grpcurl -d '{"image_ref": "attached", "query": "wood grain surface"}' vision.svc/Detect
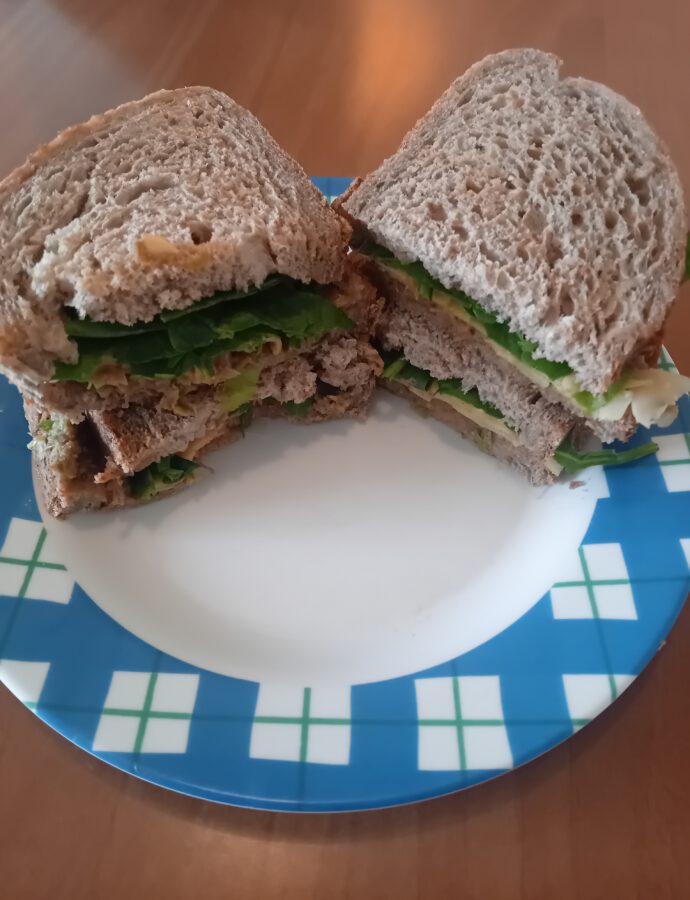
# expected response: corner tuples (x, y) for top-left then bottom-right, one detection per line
(0, 1), (689, 897)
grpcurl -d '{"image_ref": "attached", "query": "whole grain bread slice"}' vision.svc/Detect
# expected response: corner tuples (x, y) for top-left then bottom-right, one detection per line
(339, 49), (687, 394)
(0, 86), (350, 391)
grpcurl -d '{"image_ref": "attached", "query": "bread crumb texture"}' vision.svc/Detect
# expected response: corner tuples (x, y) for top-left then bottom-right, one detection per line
(343, 49), (687, 393)
(0, 87), (348, 380)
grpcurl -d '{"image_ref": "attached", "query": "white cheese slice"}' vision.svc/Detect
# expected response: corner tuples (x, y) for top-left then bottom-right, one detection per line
(404, 383), (520, 445)
(402, 382), (564, 476)
(589, 369), (690, 428)
(382, 265), (554, 388)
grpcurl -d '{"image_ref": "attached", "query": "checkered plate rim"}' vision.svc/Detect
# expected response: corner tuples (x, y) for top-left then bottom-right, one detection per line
(0, 176), (689, 811)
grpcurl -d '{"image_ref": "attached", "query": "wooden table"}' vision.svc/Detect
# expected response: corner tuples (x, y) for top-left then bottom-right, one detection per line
(1, 1), (689, 897)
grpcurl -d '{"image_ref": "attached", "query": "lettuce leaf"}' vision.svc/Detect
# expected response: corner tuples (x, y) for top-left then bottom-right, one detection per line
(381, 357), (407, 380)
(553, 438), (658, 473)
(167, 315), (218, 352)
(384, 358), (430, 391)
(128, 455), (199, 501)
(380, 257), (437, 300)
(128, 329), (280, 380)
(381, 351), (505, 419)
(571, 374), (630, 415)
(64, 277), (290, 337)
(263, 397), (315, 417)
(213, 290), (351, 346)
(53, 353), (119, 382)
(64, 318), (166, 339)
(54, 282), (353, 383)
(361, 242), (572, 381)
(435, 378), (504, 418)
(160, 277), (286, 322)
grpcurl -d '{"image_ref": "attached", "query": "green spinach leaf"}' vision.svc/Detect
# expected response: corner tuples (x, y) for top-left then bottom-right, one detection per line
(381, 351), (506, 419)
(361, 242), (573, 380)
(283, 398), (314, 417)
(53, 282), (353, 384)
(128, 455), (199, 501)
(554, 438), (658, 473)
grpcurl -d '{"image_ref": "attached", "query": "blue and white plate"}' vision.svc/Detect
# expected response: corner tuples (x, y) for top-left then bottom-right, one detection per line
(1, 177), (689, 812)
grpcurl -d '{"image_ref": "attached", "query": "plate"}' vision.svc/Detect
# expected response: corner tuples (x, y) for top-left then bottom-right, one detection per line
(0, 177), (689, 811)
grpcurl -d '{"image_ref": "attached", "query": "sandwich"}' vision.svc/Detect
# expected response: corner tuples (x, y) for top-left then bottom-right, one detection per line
(335, 49), (690, 484)
(0, 87), (382, 515)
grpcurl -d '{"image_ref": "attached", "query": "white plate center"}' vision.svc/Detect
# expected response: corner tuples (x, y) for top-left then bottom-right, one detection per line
(42, 396), (603, 685)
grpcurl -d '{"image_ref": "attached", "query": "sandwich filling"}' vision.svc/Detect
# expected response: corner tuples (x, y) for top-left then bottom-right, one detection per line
(28, 263), (384, 515)
(361, 243), (690, 428)
(38, 262), (383, 426)
(54, 276), (353, 386)
(380, 351), (658, 474)
(29, 333), (382, 515)
(128, 455), (200, 502)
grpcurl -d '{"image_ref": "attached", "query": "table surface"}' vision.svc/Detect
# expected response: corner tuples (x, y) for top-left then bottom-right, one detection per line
(1, 1), (689, 897)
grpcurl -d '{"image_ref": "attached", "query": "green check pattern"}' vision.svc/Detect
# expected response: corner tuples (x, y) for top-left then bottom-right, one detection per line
(250, 686), (351, 764)
(550, 543), (636, 620)
(0, 518), (72, 604)
(93, 671), (199, 753)
(657, 349), (678, 372)
(0, 185), (687, 809)
(562, 673), (635, 730)
(415, 676), (512, 770)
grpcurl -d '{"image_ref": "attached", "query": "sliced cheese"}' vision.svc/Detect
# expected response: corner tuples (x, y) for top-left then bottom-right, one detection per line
(403, 383), (564, 476)
(380, 263), (690, 427)
(589, 369), (690, 428)
(404, 384), (520, 445)
(430, 288), (554, 390)
(382, 266), (553, 391)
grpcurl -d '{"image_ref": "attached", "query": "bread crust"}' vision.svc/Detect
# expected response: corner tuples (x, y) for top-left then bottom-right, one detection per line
(340, 49), (687, 394)
(0, 87), (349, 388)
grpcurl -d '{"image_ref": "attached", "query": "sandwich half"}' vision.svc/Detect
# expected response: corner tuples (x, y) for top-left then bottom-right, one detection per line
(24, 263), (381, 516)
(0, 87), (382, 514)
(336, 49), (690, 483)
